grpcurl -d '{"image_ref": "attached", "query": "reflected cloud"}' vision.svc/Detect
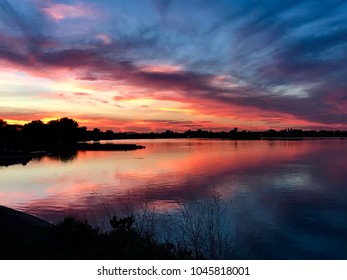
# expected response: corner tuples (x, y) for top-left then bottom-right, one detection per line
(2, 139), (347, 258)
(0, 140), (319, 216)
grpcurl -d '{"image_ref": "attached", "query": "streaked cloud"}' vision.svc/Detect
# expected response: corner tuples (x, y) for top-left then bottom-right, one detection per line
(0, 0), (347, 131)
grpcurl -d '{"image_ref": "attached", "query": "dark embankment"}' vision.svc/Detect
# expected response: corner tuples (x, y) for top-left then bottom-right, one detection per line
(1, 117), (147, 167)
(0, 143), (145, 167)
(0, 206), (57, 259)
(0, 151), (47, 167)
(0, 206), (187, 260)
(76, 143), (145, 151)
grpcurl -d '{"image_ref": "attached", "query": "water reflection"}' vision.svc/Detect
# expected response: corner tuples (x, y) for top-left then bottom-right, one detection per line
(1, 139), (347, 259)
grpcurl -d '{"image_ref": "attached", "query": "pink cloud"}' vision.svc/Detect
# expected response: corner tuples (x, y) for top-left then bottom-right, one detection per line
(324, 90), (347, 114)
(73, 92), (91, 96)
(96, 33), (112, 45)
(1, 36), (346, 131)
(42, 3), (93, 21)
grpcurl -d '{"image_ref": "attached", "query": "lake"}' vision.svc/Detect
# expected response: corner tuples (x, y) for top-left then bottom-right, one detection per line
(1, 138), (347, 259)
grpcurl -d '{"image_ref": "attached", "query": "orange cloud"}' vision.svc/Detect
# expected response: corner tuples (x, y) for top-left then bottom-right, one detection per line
(141, 64), (183, 73)
(1, 46), (346, 132)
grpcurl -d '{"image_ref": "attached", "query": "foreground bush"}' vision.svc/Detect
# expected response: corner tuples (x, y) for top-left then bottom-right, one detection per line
(49, 215), (191, 259)
(1, 189), (238, 259)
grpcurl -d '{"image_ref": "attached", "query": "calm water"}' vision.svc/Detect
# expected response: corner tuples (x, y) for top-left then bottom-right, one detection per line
(1, 139), (347, 259)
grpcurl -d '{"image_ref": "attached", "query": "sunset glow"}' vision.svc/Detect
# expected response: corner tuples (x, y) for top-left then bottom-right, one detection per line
(1, 0), (347, 131)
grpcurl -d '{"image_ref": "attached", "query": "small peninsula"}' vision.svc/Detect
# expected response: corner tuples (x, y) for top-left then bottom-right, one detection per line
(0, 117), (145, 167)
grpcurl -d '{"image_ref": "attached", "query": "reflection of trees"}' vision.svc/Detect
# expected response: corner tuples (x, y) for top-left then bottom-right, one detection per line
(47, 151), (78, 162)
(0, 151), (78, 167)
(0, 156), (31, 167)
(1, 118), (82, 166)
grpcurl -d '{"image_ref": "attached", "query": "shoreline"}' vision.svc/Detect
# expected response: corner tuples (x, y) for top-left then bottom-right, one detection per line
(0, 205), (56, 259)
(0, 205), (183, 260)
(0, 143), (145, 167)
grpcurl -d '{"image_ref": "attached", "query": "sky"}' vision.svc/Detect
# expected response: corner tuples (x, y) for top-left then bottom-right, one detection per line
(0, 0), (347, 132)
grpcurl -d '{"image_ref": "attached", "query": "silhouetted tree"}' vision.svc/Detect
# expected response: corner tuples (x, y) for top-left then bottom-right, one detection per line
(229, 127), (238, 138)
(78, 126), (88, 140)
(0, 119), (7, 145)
(22, 120), (46, 143)
(0, 119), (7, 129)
(105, 130), (114, 139)
(92, 128), (101, 140)
(47, 118), (79, 143)
(0, 120), (22, 147)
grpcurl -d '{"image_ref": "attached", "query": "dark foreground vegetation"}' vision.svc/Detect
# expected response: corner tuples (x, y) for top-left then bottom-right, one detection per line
(0, 190), (238, 260)
(0, 205), (189, 260)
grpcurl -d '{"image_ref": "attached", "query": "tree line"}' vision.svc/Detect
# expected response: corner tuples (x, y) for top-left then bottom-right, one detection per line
(1, 117), (347, 150)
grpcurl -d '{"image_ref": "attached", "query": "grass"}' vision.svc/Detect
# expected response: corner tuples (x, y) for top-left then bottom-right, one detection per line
(117, 187), (238, 259)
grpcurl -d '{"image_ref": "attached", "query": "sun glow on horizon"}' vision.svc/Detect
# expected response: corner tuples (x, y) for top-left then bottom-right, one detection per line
(1, 0), (347, 131)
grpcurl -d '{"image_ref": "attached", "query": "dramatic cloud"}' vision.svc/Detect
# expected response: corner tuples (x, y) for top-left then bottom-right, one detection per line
(0, 0), (347, 131)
